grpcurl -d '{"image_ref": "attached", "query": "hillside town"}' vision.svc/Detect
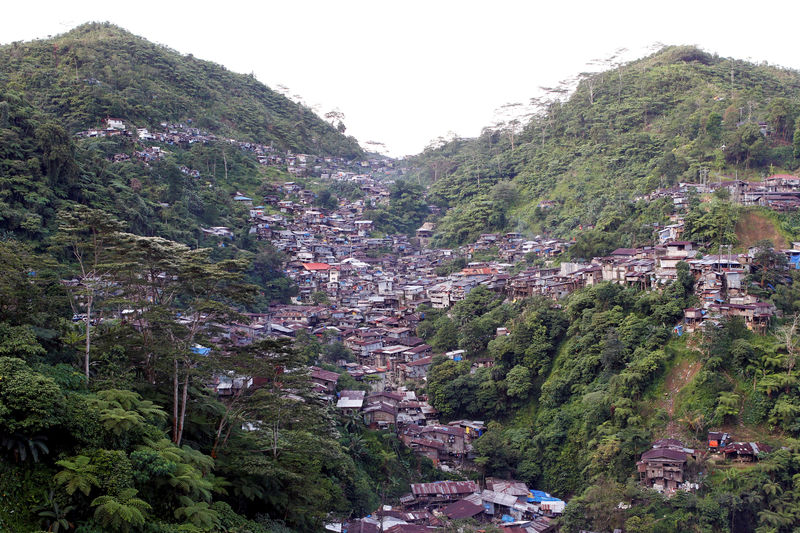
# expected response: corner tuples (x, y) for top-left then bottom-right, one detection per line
(71, 116), (797, 530)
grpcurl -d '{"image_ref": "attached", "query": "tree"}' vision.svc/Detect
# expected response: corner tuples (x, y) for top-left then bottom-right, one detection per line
(750, 239), (787, 291)
(0, 239), (67, 328)
(311, 291), (330, 305)
(91, 488), (151, 533)
(34, 490), (75, 533)
(35, 122), (77, 188)
(505, 365), (532, 398)
(0, 357), (63, 437)
(55, 206), (125, 383)
(54, 455), (99, 496)
(491, 181), (518, 209)
(714, 391), (740, 424)
(174, 499), (221, 530)
(775, 315), (800, 376)
(106, 234), (254, 445)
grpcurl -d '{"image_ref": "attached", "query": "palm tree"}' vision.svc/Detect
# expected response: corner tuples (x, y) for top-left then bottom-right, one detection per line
(342, 411), (362, 434)
(34, 490), (74, 533)
(91, 488), (151, 533)
(54, 455), (99, 496)
(347, 434), (368, 460)
(1, 433), (49, 463)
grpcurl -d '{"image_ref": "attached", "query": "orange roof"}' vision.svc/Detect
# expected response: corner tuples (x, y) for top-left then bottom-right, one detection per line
(461, 267), (496, 275)
(302, 263), (331, 271)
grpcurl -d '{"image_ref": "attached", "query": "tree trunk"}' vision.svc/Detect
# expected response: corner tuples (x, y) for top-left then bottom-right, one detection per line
(177, 371), (189, 446)
(84, 294), (92, 384)
(212, 391), (240, 458)
(172, 358), (179, 443)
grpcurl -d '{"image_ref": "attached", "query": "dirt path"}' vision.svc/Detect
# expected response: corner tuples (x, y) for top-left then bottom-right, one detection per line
(659, 358), (702, 438)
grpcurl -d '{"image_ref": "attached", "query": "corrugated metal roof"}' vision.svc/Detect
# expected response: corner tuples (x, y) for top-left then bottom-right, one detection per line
(481, 489), (518, 507)
(410, 481), (479, 496)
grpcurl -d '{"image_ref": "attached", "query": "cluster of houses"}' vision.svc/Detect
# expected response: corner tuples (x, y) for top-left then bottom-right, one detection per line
(66, 116), (800, 524)
(192, 166), (800, 412)
(637, 175), (800, 213)
(328, 478), (564, 533)
(637, 434), (772, 494)
(76, 118), (403, 180)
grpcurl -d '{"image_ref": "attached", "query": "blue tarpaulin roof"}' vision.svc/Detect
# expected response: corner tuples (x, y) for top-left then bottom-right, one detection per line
(191, 345), (211, 356)
(528, 490), (563, 504)
(501, 515), (514, 522)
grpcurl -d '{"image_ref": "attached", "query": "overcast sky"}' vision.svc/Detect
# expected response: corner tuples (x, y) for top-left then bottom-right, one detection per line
(4, 1), (800, 156)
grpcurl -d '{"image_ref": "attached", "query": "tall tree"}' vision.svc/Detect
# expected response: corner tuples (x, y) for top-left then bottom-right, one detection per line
(107, 233), (255, 445)
(54, 206), (125, 383)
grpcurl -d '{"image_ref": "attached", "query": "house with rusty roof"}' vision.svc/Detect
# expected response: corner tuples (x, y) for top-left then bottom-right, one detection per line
(637, 440), (692, 493)
(722, 441), (771, 462)
(407, 481), (480, 506)
(440, 498), (485, 521)
(310, 366), (340, 394)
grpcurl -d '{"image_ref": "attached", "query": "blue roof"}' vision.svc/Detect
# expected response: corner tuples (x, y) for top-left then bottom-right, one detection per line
(501, 515), (514, 522)
(191, 345), (211, 356)
(528, 490), (563, 504)
(234, 196), (252, 201)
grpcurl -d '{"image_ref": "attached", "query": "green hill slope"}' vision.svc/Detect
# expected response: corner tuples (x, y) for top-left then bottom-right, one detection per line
(410, 46), (800, 246)
(0, 22), (362, 158)
(0, 23), (365, 247)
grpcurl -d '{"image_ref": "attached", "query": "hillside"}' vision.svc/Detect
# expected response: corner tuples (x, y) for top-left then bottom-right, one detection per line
(0, 22), (364, 292)
(7, 26), (800, 533)
(0, 22), (362, 158)
(409, 46), (800, 247)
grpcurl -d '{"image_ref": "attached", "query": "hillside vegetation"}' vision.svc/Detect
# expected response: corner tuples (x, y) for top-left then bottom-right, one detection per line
(409, 46), (800, 247)
(0, 22), (363, 157)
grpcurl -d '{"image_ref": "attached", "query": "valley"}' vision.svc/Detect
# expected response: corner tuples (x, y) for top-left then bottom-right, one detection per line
(3, 22), (800, 533)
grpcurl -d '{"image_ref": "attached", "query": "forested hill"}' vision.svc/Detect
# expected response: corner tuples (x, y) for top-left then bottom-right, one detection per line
(410, 46), (800, 246)
(0, 22), (362, 158)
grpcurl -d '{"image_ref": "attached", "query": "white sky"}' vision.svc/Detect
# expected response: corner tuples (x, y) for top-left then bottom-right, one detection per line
(4, 1), (800, 157)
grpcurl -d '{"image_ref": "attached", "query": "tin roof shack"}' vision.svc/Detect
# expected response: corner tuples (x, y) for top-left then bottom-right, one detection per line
(722, 442), (771, 462)
(486, 479), (530, 497)
(310, 366), (340, 395)
(480, 489), (518, 517)
(501, 519), (557, 533)
(336, 390), (365, 415)
(408, 481), (480, 507)
(419, 425), (467, 457)
(637, 446), (690, 493)
(363, 401), (397, 429)
(406, 437), (445, 466)
(708, 431), (730, 451)
(441, 498), (485, 521)
(683, 307), (706, 333)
